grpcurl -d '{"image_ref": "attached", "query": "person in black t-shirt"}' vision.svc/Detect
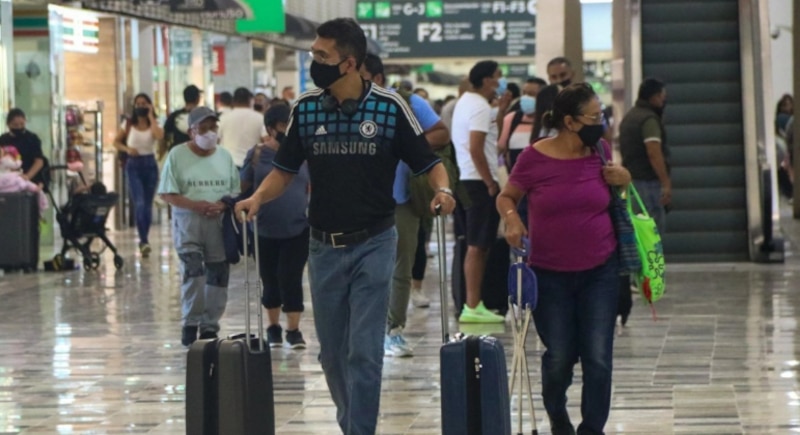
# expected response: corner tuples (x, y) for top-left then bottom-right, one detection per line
(0, 108), (45, 185)
(162, 85), (202, 155)
(235, 18), (455, 435)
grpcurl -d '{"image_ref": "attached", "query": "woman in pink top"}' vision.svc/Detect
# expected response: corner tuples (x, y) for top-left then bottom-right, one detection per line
(497, 83), (631, 435)
(497, 94), (536, 169)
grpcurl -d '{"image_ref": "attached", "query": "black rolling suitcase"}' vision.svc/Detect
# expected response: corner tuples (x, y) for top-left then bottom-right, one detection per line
(435, 211), (512, 435)
(185, 214), (275, 435)
(0, 192), (39, 271)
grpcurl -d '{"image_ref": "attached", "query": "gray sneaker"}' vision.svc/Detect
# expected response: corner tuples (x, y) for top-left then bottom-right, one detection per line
(410, 288), (431, 308)
(384, 327), (413, 357)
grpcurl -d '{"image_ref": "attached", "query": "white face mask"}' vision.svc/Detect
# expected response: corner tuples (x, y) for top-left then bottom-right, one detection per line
(194, 130), (218, 150)
(519, 95), (536, 115)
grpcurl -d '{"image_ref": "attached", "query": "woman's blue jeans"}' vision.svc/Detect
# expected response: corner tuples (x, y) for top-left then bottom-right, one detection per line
(532, 254), (619, 435)
(125, 155), (159, 244)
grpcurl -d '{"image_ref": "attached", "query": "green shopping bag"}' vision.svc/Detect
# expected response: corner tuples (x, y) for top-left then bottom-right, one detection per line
(626, 184), (665, 305)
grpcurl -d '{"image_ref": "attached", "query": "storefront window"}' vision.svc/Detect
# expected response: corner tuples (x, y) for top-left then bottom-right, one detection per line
(168, 27), (214, 111)
(13, 8), (55, 244)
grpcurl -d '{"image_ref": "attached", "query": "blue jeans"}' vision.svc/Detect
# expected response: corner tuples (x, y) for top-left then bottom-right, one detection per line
(308, 227), (398, 435)
(632, 179), (666, 235)
(532, 255), (619, 435)
(126, 155), (159, 244)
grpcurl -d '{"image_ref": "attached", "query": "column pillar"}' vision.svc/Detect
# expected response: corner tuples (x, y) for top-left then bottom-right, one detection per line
(792, 0), (800, 217)
(137, 24), (155, 99)
(535, 0), (584, 81)
(1, 0), (14, 111)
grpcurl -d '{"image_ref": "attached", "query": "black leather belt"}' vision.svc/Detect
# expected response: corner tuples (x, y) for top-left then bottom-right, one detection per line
(310, 217), (394, 248)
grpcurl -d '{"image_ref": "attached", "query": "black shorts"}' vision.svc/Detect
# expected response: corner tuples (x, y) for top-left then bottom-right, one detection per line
(462, 180), (500, 250)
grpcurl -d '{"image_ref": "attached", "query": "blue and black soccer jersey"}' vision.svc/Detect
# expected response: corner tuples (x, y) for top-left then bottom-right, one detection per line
(274, 82), (440, 233)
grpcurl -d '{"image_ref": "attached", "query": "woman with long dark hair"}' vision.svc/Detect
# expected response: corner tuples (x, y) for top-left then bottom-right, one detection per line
(113, 93), (164, 257)
(498, 83), (631, 435)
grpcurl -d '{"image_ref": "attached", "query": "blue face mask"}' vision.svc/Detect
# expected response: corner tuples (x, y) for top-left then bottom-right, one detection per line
(519, 95), (536, 114)
(496, 77), (508, 96)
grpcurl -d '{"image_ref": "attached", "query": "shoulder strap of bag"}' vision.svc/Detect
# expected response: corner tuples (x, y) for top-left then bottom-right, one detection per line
(123, 117), (132, 143)
(508, 110), (526, 136)
(593, 141), (610, 165)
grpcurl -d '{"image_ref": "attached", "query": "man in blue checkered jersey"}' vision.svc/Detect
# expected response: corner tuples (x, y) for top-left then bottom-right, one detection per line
(235, 18), (456, 435)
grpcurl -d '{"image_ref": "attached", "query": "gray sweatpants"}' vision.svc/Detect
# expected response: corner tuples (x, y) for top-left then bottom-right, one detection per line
(172, 209), (230, 333)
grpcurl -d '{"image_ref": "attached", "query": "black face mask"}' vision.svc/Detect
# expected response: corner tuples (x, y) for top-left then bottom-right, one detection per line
(134, 107), (150, 117)
(253, 104), (264, 112)
(310, 59), (346, 89)
(560, 78), (572, 87)
(9, 128), (24, 136)
(578, 123), (605, 147)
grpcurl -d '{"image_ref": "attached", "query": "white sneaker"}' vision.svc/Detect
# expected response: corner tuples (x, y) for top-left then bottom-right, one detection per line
(410, 288), (431, 308)
(384, 327), (414, 357)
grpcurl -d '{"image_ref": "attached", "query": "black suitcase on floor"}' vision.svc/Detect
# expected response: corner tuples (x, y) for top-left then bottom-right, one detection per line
(0, 192), (38, 271)
(451, 236), (510, 318)
(435, 212), (512, 435)
(185, 216), (275, 435)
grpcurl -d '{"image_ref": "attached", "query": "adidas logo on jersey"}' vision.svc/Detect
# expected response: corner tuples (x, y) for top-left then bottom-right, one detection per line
(315, 125), (327, 135)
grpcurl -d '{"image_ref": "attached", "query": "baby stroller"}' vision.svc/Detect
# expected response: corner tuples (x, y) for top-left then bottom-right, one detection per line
(45, 162), (124, 271)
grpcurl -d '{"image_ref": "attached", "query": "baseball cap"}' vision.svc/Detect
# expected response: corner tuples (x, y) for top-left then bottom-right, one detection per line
(264, 104), (290, 128)
(188, 106), (219, 128)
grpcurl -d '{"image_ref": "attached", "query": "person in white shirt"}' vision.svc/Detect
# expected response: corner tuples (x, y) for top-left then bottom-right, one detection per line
(218, 87), (266, 167)
(217, 91), (233, 116)
(451, 60), (507, 324)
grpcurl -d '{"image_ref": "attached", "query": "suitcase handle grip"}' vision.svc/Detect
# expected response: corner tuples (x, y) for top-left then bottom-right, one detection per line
(241, 211), (265, 352)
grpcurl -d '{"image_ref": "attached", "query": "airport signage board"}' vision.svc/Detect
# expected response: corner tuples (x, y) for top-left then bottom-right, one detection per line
(356, 0), (537, 59)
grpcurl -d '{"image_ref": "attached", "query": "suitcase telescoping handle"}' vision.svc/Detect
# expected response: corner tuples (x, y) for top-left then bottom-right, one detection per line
(241, 211), (265, 352)
(435, 205), (449, 344)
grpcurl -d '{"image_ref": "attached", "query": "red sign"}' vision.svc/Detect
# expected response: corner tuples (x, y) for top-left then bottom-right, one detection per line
(211, 46), (225, 76)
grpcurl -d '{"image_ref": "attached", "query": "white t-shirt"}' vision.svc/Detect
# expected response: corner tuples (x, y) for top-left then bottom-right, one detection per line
(126, 127), (157, 156)
(218, 107), (265, 167)
(451, 92), (498, 182)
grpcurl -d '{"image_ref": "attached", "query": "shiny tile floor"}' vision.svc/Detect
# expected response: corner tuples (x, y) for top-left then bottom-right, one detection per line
(3, 208), (800, 434)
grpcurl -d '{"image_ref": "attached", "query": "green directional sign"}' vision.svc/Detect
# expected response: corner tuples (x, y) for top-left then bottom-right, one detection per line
(357, 2), (375, 19)
(375, 2), (392, 18)
(236, 0), (286, 33)
(426, 1), (443, 17)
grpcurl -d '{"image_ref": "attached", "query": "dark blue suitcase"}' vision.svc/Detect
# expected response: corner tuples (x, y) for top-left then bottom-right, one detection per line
(435, 213), (512, 435)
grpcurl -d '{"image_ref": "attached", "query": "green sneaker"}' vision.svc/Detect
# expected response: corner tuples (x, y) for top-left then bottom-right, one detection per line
(458, 301), (506, 323)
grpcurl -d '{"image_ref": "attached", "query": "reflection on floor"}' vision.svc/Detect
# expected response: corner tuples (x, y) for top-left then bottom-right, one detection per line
(1, 215), (800, 434)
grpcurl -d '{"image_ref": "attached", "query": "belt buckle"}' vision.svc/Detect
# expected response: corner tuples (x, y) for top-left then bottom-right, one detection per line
(329, 232), (345, 248)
